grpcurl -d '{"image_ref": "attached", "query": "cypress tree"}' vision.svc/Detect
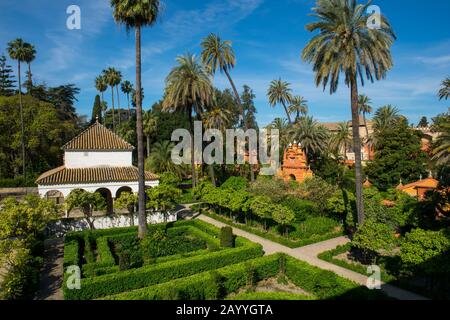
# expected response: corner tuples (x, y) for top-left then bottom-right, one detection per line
(0, 55), (16, 96)
(91, 94), (103, 124)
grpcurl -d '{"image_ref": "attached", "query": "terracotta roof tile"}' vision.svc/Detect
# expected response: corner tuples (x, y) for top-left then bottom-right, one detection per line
(62, 121), (134, 151)
(36, 166), (158, 185)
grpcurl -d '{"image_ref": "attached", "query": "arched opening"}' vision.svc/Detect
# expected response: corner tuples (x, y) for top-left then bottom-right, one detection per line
(116, 186), (133, 199)
(95, 188), (113, 215)
(44, 190), (64, 205)
(289, 174), (296, 181)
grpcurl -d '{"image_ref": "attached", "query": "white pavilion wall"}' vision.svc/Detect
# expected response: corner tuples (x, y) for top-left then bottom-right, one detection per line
(64, 151), (132, 168)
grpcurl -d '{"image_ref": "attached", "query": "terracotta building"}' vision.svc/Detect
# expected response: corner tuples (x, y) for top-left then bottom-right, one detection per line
(277, 141), (313, 182)
(396, 176), (439, 201)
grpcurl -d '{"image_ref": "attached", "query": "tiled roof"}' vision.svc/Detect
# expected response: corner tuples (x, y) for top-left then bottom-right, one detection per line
(36, 166), (159, 185)
(397, 178), (439, 191)
(62, 121), (134, 151)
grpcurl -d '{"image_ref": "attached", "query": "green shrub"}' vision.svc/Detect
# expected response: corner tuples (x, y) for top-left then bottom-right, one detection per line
(96, 237), (115, 266)
(102, 254), (280, 300)
(220, 226), (235, 248)
(281, 197), (317, 222)
(64, 242), (263, 300)
(63, 240), (79, 268)
(285, 255), (386, 300)
(83, 233), (95, 264)
(292, 217), (339, 239)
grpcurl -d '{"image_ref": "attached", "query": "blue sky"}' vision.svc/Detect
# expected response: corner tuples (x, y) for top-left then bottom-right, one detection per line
(0, 0), (449, 126)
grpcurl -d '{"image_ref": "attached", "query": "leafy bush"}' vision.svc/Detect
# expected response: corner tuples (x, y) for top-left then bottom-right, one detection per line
(220, 226), (235, 248)
(400, 228), (450, 274)
(221, 176), (249, 191)
(351, 220), (396, 263)
(292, 217), (339, 239)
(230, 291), (312, 300)
(281, 197), (317, 222)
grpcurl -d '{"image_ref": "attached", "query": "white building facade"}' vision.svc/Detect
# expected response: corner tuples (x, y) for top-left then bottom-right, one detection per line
(36, 120), (159, 214)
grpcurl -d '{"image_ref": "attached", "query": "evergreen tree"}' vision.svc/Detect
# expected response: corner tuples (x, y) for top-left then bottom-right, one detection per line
(366, 118), (428, 191)
(241, 85), (258, 130)
(91, 95), (102, 124)
(417, 116), (429, 128)
(0, 55), (16, 96)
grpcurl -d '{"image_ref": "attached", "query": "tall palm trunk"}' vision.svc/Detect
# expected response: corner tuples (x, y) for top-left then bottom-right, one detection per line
(208, 165), (216, 186)
(188, 111), (196, 189)
(281, 100), (292, 124)
(146, 135), (151, 157)
(116, 85), (121, 125)
(110, 86), (115, 131)
(17, 61), (25, 177)
(27, 63), (32, 94)
(100, 92), (105, 123)
(223, 69), (243, 125)
(350, 77), (364, 225)
(127, 93), (131, 120)
(136, 26), (147, 239)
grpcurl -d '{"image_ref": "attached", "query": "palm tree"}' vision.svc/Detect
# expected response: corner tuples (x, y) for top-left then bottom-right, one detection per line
(293, 116), (329, 159)
(111, 0), (161, 239)
(143, 111), (158, 157)
(269, 117), (291, 155)
(288, 96), (308, 122)
(358, 94), (373, 139)
(114, 70), (123, 125)
(268, 78), (293, 124)
(332, 122), (352, 159)
(163, 53), (214, 189)
(432, 120), (450, 165)
(373, 105), (400, 136)
(201, 33), (242, 123)
(7, 38), (27, 176)
(102, 67), (119, 131)
(302, 0), (396, 225)
(438, 77), (450, 100)
(121, 80), (134, 119)
(202, 107), (231, 186)
(95, 75), (108, 121)
(145, 141), (184, 177)
(23, 42), (36, 94)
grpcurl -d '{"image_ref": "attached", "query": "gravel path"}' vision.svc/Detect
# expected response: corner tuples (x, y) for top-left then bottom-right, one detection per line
(35, 238), (64, 300)
(197, 214), (428, 301)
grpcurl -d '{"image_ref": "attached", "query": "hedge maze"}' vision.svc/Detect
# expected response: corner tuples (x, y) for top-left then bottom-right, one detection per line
(62, 220), (386, 300)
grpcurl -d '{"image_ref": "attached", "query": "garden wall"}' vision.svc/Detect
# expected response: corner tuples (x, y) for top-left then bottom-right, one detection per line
(46, 212), (177, 237)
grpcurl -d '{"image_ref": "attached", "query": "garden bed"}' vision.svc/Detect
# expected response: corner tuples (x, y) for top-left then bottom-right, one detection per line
(62, 219), (263, 300)
(100, 254), (387, 300)
(318, 243), (447, 300)
(202, 211), (344, 248)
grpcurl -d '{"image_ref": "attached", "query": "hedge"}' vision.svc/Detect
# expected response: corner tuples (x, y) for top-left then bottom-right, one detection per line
(64, 242), (263, 300)
(284, 255), (387, 300)
(101, 254), (281, 300)
(63, 241), (79, 268)
(203, 211), (344, 248)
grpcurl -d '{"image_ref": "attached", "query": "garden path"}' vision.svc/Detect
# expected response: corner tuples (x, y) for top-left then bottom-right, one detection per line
(197, 214), (428, 301)
(35, 238), (64, 300)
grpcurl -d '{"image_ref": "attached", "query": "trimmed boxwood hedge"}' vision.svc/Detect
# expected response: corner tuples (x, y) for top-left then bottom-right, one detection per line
(63, 241), (79, 268)
(64, 242), (263, 300)
(101, 254), (281, 300)
(284, 255), (387, 300)
(102, 254), (387, 300)
(202, 211), (344, 248)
